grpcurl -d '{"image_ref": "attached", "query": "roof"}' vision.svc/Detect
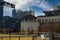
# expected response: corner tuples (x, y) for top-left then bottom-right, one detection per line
(23, 14), (36, 18)
(37, 15), (57, 17)
(43, 10), (60, 16)
(43, 10), (60, 13)
(0, 1), (15, 8)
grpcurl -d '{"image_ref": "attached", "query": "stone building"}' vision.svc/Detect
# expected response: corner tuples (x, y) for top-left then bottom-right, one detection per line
(16, 10), (35, 20)
(38, 10), (60, 29)
(20, 14), (39, 35)
(37, 10), (60, 37)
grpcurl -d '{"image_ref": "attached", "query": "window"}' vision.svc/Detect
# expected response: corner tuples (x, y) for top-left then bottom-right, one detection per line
(45, 19), (48, 23)
(38, 20), (41, 22)
(25, 18), (28, 21)
(52, 19), (54, 22)
(49, 19), (50, 22)
(42, 19), (44, 23)
(0, 3), (4, 6)
(38, 20), (42, 25)
(3, 6), (13, 17)
(55, 19), (57, 22)
(58, 18), (60, 22)
(29, 18), (32, 21)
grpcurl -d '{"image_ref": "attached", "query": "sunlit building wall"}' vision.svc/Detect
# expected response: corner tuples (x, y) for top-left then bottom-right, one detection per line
(37, 10), (60, 33)
(20, 15), (39, 34)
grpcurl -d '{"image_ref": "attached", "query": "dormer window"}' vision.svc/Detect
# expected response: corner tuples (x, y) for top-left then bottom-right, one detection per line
(25, 18), (28, 21)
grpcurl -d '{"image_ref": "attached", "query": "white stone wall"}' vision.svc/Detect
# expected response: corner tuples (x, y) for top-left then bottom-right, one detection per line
(37, 15), (60, 22)
(21, 21), (39, 31)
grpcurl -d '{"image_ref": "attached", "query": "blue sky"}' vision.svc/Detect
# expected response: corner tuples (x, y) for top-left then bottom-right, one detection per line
(5, 0), (60, 16)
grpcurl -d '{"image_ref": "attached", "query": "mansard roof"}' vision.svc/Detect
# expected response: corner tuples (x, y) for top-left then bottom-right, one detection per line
(23, 14), (36, 18)
(43, 10), (60, 16)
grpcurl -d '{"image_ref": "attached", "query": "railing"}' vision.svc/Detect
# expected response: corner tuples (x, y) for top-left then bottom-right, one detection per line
(0, 36), (20, 40)
(0, 34), (49, 40)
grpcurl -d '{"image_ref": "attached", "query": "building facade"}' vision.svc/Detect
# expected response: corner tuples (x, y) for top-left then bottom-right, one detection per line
(12, 9), (17, 19)
(0, 0), (15, 27)
(36, 10), (60, 40)
(0, 0), (15, 17)
(37, 10), (60, 33)
(20, 15), (39, 35)
(16, 10), (35, 20)
(16, 10), (23, 20)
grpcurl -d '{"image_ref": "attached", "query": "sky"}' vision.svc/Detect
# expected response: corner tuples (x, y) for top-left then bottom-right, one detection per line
(4, 0), (60, 16)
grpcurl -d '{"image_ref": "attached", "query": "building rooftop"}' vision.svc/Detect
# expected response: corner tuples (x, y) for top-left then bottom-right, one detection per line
(0, 1), (15, 8)
(23, 14), (36, 18)
(43, 10), (60, 13)
(43, 10), (60, 16)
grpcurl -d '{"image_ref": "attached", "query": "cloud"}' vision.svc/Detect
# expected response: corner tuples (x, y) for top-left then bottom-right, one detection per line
(5, 0), (54, 16)
(29, 0), (54, 16)
(4, 0), (30, 11)
(14, 0), (53, 15)
(9, 0), (53, 11)
(15, 0), (29, 11)
(29, 0), (53, 11)
(5, 0), (53, 11)
(35, 12), (45, 16)
(4, 0), (15, 4)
